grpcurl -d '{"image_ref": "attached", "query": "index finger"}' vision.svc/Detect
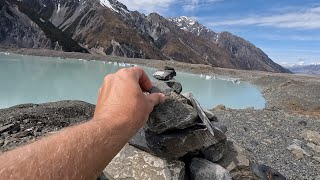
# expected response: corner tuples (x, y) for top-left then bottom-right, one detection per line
(131, 66), (153, 91)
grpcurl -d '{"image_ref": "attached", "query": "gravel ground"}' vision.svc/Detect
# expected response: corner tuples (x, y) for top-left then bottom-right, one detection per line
(212, 108), (320, 179)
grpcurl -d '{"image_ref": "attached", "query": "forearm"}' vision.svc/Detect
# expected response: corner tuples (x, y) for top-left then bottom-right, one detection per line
(0, 117), (133, 180)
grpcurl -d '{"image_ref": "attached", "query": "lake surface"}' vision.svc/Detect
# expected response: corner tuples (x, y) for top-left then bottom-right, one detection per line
(0, 52), (265, 109)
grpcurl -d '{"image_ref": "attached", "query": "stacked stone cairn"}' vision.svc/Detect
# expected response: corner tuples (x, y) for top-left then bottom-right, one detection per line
(103, 67), (286, 180)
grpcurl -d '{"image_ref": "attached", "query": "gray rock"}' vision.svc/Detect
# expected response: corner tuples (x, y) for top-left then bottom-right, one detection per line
(146, 92), (198, 134)
(204, 109), (218, 122)
(306, 143), (320, 153)
(251, 163), (286, 180)
(201, 140), (227, 162)
(150, 81), (172, 96)
(316, 175), (320, 180)
(104, 144), (185, 180)
(190, 158), (232, 180)
(300, 129), (320, 146)
(165, 80), (182, 94)
(217, 141), (254, 179)
(129, 128), (152, 153)
(287, 139), (311, 159)
(0, 123), (20, 134)
(145, 125), (221, 159)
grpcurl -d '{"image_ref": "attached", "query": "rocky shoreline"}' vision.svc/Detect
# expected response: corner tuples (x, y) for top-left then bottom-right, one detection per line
(0, 48), (320, 179)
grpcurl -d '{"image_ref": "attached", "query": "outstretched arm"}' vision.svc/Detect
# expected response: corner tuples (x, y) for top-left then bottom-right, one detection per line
(0, 67), (165, 180)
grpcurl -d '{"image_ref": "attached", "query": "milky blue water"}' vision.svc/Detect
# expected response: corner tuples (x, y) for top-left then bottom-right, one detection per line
(0, 52), (265, 109)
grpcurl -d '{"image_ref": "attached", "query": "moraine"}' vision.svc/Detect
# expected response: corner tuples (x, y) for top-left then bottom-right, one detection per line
(0, 52), (265, 109)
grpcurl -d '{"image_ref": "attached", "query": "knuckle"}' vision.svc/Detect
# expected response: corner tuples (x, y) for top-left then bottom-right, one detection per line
(103, 74), (114, 82)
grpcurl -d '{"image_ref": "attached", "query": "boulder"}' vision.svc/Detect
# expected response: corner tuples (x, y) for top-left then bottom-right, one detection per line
(150, 81), (172, 96)
(164, 66), (177, 76)
(201, 139), (227, 162)
(250, 163), (286, 180)
(104, 144), (185, 180)
(165, 80), (182, 94)
(189, 158), (232, 180)
(217, 141), (255, 179)
(300, 129), (320, 146)
(146, 92), (198, 134)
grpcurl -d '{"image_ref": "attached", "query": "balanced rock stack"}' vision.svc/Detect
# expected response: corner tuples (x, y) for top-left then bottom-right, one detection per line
(104, 67), (232, 179)
(103, 67), (287, 180)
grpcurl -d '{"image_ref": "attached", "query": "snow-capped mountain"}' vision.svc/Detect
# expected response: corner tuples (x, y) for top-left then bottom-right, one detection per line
(0, 0), (290, 73)
(168, 16), (219, 42)
(169, 16), (291, 73)
(285, 64), (320, 75)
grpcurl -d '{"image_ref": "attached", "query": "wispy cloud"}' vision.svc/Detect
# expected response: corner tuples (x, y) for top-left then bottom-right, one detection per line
(118, 0), (221, 14)
(182, 0), (221, 12)
(209, 6), (320, 29)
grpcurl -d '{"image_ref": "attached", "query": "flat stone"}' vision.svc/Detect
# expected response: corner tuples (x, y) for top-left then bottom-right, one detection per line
(153, 70), (176, 81)
(201, 139), (227, 162)
(307, 143), (320, 153)
(218, 141), (254, 179)
(144, 126), (221, 159)
(150, 81), (172, 96)
(104, 144), (185, 180)
(190, 158), (232, 180)
(287, 139), (311, 157)
(0, 123), (20, 134)
(300, 130), (320, 146)
(203, 109), (218, 122)
(165, 80), (182, 94)
(146, 92), (198, 134)
(251, 163), (286, 180)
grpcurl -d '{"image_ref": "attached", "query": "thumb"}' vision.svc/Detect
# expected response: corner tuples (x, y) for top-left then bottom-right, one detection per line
(147, 93), (166, 107)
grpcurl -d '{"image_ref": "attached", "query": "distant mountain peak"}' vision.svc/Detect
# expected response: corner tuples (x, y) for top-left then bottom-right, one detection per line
(100, 0), (129, 14)
(168, 16), (210, 36)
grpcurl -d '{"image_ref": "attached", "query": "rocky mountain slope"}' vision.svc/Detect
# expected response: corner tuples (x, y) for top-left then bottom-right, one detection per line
(0, 0), (88, 52)
(169, 16), (291, 73)
(0, 0), (290, 73)
(286, 64), (320, 75)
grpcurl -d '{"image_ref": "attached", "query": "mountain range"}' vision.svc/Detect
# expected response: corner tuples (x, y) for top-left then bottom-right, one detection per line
(286, 64), (320, 75)
(0, 0), (291, 73)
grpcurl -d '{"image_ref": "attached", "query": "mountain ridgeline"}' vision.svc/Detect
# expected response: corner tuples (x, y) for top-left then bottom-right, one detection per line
(0, 0), (291, 73)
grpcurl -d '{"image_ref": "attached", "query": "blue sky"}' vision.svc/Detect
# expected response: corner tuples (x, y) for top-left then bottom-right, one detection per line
(118, 0), (320, 66)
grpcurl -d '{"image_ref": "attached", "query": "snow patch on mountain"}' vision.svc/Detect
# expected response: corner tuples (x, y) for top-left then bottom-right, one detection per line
(100, 0), (118, 12)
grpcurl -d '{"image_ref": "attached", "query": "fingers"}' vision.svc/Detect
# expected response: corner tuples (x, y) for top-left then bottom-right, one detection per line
(130, 66), (153, 91)
(146, 93), (166, 107)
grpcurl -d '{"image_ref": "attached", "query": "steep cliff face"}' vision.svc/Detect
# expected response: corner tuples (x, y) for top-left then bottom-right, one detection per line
(216, 32), (291, 73)
(0, 0), (87, 52)
(0, 1), (53, 49)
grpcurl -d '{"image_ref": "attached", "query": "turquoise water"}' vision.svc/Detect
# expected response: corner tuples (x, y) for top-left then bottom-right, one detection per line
(0, 52), (265, 109)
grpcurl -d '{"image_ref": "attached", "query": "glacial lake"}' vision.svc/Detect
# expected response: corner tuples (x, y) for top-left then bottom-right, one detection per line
(0, 52), (265, 109)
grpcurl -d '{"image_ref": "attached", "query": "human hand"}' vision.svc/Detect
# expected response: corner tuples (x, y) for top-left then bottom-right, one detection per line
(94, 66), (166, 133)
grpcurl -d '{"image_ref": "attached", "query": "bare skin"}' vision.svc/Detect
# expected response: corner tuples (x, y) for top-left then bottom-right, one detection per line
(0, 67), (166, 180)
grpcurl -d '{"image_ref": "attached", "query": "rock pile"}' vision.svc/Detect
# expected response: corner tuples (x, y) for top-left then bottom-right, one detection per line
(104, 67), (286, 180)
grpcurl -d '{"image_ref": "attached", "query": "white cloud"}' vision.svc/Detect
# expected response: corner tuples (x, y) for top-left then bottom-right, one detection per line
(117, 0), (221, 14)
(209, 6), (320, 29)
